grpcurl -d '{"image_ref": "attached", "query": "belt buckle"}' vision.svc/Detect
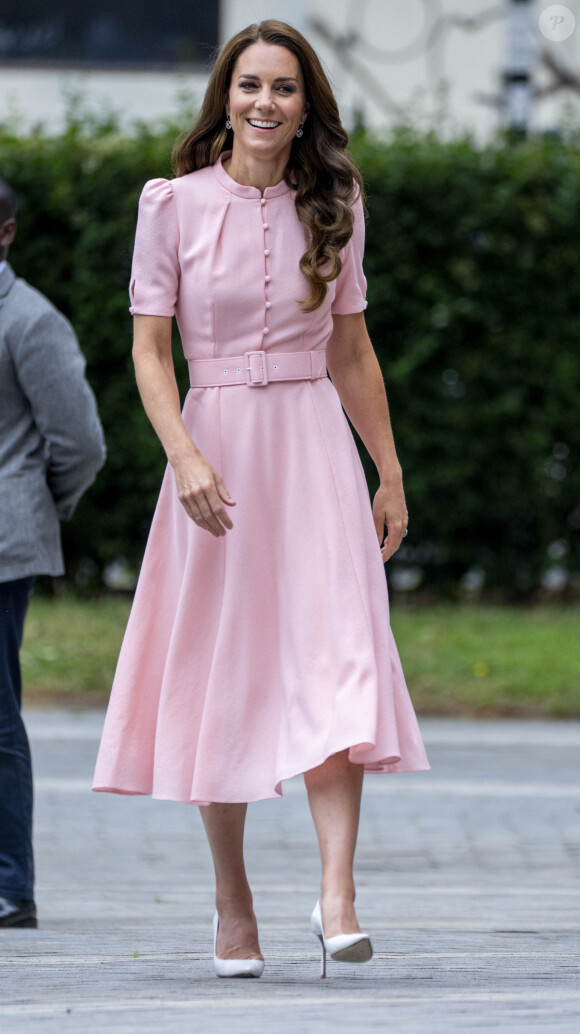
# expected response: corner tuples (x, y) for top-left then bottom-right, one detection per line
(244, 350), (269, 387)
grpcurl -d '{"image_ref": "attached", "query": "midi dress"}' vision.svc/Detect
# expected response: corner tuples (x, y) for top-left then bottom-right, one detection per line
(92, 150), (429, 806)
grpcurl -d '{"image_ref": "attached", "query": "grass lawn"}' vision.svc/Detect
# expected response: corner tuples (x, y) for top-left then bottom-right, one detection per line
(21, 595), (131, 707)
(20, 595), (580, 718)
(390, 604), (580, 718)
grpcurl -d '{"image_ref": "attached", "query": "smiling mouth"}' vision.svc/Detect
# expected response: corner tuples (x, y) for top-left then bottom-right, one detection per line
(247, 119), (282, 130)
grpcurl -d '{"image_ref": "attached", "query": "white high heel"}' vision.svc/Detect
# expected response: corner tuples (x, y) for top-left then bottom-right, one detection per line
(310, 900), (373, 978)
(212, 912), (265, 979)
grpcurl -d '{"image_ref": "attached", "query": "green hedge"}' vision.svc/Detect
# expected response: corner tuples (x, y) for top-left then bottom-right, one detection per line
(1, 117), (579, 597)
(356, 130), (580, 597)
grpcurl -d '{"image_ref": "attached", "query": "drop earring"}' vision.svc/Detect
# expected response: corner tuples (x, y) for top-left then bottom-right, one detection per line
(225, 116), (232, 130)
(296, 123), (304, 138)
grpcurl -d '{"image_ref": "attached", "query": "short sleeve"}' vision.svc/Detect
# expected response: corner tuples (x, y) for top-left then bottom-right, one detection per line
(129, 179), (180, 317)
(330, 192), (368, 315)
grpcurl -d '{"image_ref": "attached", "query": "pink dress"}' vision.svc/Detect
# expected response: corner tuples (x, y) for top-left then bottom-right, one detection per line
(92, 151), (429, 805)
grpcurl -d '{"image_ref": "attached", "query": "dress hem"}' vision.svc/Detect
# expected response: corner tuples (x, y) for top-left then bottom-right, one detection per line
(92, 740), (431, 806)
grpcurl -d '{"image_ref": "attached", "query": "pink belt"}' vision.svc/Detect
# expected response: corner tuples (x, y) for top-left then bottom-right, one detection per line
(188, 348), (327, 388)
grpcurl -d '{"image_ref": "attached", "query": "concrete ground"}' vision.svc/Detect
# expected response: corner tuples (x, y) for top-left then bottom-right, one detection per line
(0, 709), (579, 1033)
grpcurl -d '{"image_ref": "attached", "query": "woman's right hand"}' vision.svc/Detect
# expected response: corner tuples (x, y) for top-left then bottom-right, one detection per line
(131, 317), (235, 537)
(173, 453), (236, 537)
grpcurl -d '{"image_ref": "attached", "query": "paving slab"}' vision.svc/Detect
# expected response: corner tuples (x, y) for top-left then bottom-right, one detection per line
(0, 711), (579, 1033)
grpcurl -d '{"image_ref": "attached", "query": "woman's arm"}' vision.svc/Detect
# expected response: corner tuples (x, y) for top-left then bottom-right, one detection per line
(325, 312), (408, 562)
(132, 315), (236, 537)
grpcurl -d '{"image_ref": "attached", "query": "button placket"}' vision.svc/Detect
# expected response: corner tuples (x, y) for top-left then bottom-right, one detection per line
(261, 197), (271, 342)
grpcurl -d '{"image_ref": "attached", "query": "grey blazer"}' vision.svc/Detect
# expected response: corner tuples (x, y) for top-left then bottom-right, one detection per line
(0, 263), (106, 582)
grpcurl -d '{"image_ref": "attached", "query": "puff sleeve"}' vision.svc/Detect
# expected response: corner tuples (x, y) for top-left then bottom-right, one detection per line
(129, 179), (180, 317)
(330, 192), (368, 315)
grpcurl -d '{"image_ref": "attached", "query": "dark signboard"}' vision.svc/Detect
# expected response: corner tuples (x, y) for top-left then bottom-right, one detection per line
(0, 1), (219, 67)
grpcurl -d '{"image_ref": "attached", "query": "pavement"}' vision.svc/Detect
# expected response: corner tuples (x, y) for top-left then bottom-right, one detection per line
(0, 709), (579, 1033)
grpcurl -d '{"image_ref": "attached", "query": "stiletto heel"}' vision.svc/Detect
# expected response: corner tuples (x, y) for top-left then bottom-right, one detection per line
(310, 900), (372, 978)
(213, 912), (265, 979)
(317, 932), (327, 978)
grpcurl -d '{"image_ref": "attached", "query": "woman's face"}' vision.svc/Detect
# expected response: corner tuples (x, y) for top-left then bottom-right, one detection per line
(226, 41), (309, 164)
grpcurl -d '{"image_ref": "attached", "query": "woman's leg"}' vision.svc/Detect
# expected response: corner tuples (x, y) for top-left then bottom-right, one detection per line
(199, 802), (263, 960)
(304, 749), (365, 938)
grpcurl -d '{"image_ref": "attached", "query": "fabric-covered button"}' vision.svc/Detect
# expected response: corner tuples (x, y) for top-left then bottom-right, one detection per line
(262, 223), (269, 230)
(264, 249), (270, 257)
(265, 275), (271, 283)
(265, 301), (272, 309)
(263, 327), (270, 335)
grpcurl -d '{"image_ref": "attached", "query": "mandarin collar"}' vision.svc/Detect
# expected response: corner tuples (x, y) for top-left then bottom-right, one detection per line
(214, 150), (291, 199)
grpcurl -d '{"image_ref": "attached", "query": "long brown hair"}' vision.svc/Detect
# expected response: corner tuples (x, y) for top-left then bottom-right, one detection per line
(172, 20), (364, 313)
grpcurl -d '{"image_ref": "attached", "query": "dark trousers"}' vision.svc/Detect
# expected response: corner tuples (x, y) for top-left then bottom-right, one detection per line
(0, 577), (35, 900)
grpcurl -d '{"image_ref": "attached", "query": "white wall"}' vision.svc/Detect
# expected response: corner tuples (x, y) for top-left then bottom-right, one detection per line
(221, 0), (310, 38)
(1, 0), (579, 138)
(0, 66), (208, 134)
(304, 0), (580, 139)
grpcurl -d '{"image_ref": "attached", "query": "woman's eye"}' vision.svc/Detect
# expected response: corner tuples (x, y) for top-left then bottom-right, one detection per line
(239, 82), (295, 93)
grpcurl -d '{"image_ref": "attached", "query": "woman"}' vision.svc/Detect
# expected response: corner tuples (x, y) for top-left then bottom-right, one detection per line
(93, 19), (429, 979)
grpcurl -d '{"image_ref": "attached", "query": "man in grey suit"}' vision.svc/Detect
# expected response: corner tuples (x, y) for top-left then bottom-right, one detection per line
(0, 177), (106, 927)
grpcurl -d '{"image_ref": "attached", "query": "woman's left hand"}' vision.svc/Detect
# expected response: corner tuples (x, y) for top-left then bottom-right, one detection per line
(372, 472), (409, 563)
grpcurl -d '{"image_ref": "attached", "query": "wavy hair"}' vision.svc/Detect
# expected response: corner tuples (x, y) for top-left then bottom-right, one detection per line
(172, 20), (364, 313)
